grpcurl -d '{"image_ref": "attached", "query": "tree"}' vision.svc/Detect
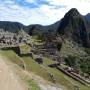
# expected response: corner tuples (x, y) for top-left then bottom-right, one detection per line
(65, 56), (76, 67)
(29, 26), (36, 36)
(57, 43), (62, 51)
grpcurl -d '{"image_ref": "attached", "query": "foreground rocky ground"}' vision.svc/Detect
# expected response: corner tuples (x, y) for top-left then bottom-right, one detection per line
(0, 55), (64, 90)
(0, 56), (27, 90)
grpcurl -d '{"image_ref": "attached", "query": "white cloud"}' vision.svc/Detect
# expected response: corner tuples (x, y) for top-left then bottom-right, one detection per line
(38, 5), (66, 23)
(0, 0), (90, 25)
(37, 0), (90, 25)
(25, 0), (35, 3)
(45, 0), (90, 15)
(4, 0), (14, 4)
(0, 2), (50, 25)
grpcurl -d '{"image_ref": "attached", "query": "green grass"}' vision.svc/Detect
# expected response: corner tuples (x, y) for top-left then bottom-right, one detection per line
(22, 56), (90, 90)
(43, 57), (57, 65)
(0, 50), (41, 90)
(28, 79), (41, 90)
(22, 56), (51, 81)
(19, 44), (30, 54)
(0, 50), (22, 65)
(30, 36), (43, 45)
(0, 50), (89, 90)
(45, 66), (90, 90)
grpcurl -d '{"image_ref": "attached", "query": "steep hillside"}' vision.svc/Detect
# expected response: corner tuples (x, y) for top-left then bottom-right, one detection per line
(0, 21), (26, 32)
(85, 13), (90, 22)
(57, 8), (90, 47)
(0, 21), (60, 34)
(0, 50), (90, 90)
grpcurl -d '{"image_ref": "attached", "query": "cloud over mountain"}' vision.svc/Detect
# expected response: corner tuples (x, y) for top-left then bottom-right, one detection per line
(0, 0), (90, 25)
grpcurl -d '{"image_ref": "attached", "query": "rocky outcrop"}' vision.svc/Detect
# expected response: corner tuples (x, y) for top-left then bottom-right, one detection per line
(57, 8), (90, 47)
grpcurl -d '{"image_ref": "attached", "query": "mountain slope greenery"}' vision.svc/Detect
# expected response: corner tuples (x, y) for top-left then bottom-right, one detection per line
(56, 8), (90, 76)
(57, 8), (90, 48)
(60, 39), (90, 75)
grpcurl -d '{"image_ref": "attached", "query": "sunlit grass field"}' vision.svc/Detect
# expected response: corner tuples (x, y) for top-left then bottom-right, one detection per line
(0, 50), (89, 90)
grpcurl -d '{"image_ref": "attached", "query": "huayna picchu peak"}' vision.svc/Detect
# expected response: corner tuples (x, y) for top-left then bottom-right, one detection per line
(65, 8), (80, 18)
(57, 8), (90, 47)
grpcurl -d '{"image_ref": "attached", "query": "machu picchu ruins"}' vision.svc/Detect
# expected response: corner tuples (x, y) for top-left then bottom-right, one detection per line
(0, 28), (30, 48)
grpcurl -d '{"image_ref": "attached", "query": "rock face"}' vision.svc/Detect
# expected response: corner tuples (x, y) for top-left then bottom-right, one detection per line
(57, 8), (90, 47)
(85, 13), (90, 22)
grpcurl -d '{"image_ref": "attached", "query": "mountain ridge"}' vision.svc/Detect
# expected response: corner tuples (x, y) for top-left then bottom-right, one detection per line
(85, 13), (90, 22)
(0, 20), (60, 33)
(57, 8), (90, 47)
(0, 8), (90, 47)
(0, 10), (89, 33)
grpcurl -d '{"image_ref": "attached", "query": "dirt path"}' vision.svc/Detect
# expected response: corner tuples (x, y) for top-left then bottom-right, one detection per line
(32, 73), (64, 90)
(24, 70), (64, 90)
(0, 56), (27, 90)
(0, 55), (65, 90)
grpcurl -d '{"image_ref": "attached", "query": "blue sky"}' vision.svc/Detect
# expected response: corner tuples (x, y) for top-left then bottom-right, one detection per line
(0, 0), (90, 25)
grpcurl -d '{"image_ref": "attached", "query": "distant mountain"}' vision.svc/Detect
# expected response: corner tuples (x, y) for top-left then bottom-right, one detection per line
(27, 21), (60, 35)
(0, 20), (60, 34)
(57, 8), (90, 47)
(0, 8), (90, 48)
(85, 13), (90, 22)
(0, 21), (26, 32)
